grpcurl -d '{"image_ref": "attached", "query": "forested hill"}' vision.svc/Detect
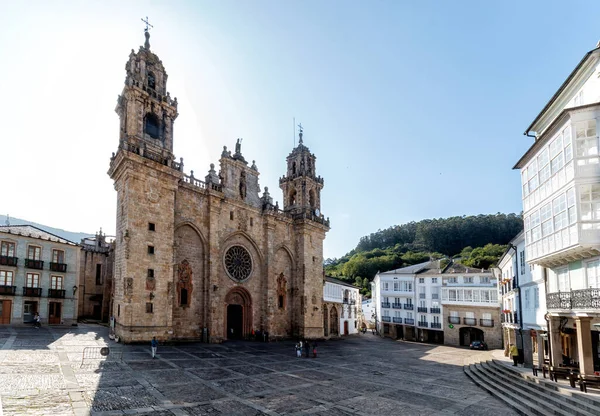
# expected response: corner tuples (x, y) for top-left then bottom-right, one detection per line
(355, 213), (522, 255)
(325, 213), (522, 294)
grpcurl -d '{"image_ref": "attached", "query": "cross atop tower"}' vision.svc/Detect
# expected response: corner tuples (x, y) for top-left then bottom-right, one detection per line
(141, 16), (153, 49)
(141, 16), (153, 32)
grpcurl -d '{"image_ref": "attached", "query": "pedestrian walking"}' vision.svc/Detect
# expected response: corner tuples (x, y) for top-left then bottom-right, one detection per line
(304, 339), (310, 358)
(34, 312), (41, 328)
(509, 343), (519, 366)
(295, 342), (302, 357)
(151, 336), (158, 359)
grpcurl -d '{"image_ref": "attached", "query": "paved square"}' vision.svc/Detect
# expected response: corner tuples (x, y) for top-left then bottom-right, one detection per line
(0, 325), (517, 415)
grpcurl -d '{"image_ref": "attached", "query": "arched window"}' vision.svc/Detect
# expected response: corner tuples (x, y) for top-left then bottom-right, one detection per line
(180, 288), (188, 306)
(148, 71), (156, 90)
(145, 113), (160, 139)
(289, 189), (297, 206)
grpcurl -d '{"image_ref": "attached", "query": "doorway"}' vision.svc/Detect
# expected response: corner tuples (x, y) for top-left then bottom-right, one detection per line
(460, 327), (484, 346)
(48, 302), (62, 324)
(0, 300), (11, 324)
(343, 320), (349, 335)
(227, 304), (243, 339)
(23, 301), (38, 323)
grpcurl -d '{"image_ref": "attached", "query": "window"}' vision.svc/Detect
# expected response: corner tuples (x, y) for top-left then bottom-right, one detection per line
(96, 264), (102, 285)
(534, 287), (540, 308)
(27, 246), (41, 260)
(480, 276), (490, 284)
(146, 303), (153, 313)
(148, 245), (155, 255)
(553, 194), (568, 231)
(118, 304), (120, 316)
(586, 260), (600, 289)
(482, 312), (492, 320)
(418, 278), (424, 284)
(520, 251), (525, 274)
(250, 218), (253, 227)
(147, 71), (156, 89)
(433, 315), (440, 324)
(51, 275), (63, 290)
(450, 311), (459, 317)
(148, 222), (156, 231)
(144, 113), (160, 139)
(1, 241), (15, 257)
(465, 311), (475, 319)
(580, 184), (600, 221)
(449, 289), (457, 301)
(393, 282), (399, 291)
(383, 282), (389, 291)
(558, 268), (570, 292)
(148, 269), (154, 278)
(278, 295), (284, 308)
(464, 277), (473, 284)
(230, 211), (234, 220)
(432, 278), (438, 284)
(464, 290), (473, 301)
(575, 120), (598, 161)
(0, 270), (13, 286)
(52, 249), (65, 264)
(406, 312), (413, 320)
(524, 288), (530, 309)
(448, 277), (457, 284)
(26, 273), (40, 288)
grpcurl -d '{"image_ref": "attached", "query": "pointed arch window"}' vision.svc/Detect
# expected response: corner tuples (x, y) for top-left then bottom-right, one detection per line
(145, 113), (160, 139)
(148, 71), (156, 90)
(289, 188), (297, 206)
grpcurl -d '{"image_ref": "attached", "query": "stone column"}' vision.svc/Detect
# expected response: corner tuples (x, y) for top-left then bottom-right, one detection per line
(522, 329), (533, 368)
(548, 316), (563, 367)
(576, 317), (594, 375)
(537, 333), (545, 365)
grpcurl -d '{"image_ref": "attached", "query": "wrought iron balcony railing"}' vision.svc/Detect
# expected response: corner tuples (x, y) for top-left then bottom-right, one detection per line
(448, 316), (460, 324)
(480, 319), (494, 327)
(547, 289), (600, 310)
(47, 289), (66, 298)
(381, 316), (391, 322)
(49, 262), (67, 272)
(392, 317), (402, 323)
(463, 317), (477, 326)
(23, 287), (42, 297)
(403, 304), (414, 310)
(381, 302), (391, 308)
(0, 255), (18, 266)
(0, 285), (16, 295)
(404, 318), (415, 325)
(430, 307), (441, 314)
(25, 259), (44, 270)
(417, 307), (428, 313)
(417, 321), (428, 328)
(430, 322), (442, 329)
(392, 303), (402, 309)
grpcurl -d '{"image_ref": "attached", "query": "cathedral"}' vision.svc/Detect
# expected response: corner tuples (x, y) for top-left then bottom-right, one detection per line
(108, 29), (330, 343)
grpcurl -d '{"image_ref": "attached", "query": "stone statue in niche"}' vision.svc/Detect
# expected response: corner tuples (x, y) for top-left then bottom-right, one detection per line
(124, 277), (133, 296)
(146, 276), (156, 291)
(177, 259), (193, 307)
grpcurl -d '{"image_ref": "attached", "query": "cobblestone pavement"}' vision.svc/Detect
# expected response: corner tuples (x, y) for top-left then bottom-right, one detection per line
(0, 325), (517, 416)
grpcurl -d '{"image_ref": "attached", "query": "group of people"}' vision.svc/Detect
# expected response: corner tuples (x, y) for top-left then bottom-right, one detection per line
(295, 339), (317, 358)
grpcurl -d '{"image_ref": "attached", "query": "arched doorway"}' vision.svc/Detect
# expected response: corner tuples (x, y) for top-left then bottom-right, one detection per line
(323, 305), (329, 337)
(225, 287), (252, 340)
(343, 320), (349, 335)
(330, 306), (339, 336)
(460, 327), (484, 346)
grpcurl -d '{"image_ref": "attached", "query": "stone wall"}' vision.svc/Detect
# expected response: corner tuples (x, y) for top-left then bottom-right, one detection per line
(443, 305), (502, 349)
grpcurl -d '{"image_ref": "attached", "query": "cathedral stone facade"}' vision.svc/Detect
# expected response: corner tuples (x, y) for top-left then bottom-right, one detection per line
(108, 30), (330, 343)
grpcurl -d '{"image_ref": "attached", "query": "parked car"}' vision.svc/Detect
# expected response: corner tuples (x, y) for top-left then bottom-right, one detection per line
(470, 340), (488, 350)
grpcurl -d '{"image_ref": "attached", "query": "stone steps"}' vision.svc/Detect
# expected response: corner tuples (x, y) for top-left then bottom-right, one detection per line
(464, 359), (600, 416)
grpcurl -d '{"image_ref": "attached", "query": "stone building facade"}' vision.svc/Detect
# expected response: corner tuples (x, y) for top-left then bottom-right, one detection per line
(78, 230), (114, 322)
(108, 30), (330, 343)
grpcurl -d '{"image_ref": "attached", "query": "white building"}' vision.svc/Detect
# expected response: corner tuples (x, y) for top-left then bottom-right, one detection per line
(516, 40), (600, 374)
(496, 231), (548, 367)
(361, 298), (375, 329)
(0, 225), (80, 325)
(323, 277), (362, 337)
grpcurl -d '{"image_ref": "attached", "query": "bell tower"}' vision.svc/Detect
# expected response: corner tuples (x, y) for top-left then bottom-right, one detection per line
(115, 27), (178, 162)
(279, 125), (324, 215)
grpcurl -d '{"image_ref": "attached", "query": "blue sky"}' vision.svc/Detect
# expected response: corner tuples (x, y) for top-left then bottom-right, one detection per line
(1, 1), (598, 259)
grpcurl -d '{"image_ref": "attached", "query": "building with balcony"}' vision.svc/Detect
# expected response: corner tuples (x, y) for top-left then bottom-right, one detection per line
(495, 231), (548, 368)
(78, 230), (114, 322)
(323, 277), (361, 337)
(372, 261), (430, 341)
(0, 225), (79, 325)
(440, 262), (501, 349)
(413, 261), (445, 344)
(361, 298), (375, 329)
(516, 41), (600, 375)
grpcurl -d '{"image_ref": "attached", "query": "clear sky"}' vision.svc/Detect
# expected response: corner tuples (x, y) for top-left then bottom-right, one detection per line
(1, 1), (599, 259)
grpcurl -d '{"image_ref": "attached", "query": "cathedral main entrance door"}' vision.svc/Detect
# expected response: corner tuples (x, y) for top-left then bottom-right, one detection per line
(227, 304), (243, 339)
(224, 287), (252, 340)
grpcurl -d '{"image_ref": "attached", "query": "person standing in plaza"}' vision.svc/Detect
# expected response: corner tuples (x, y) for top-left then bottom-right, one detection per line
(34, 312), (41, 328)
(304, 339), (310, 358)
(509, 343), (519, 366)
(151, 336), (158, 359)
(295, 341), (302, 357)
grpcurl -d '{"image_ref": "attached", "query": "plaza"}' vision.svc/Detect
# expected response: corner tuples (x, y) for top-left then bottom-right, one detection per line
(0, 324), (515, 415)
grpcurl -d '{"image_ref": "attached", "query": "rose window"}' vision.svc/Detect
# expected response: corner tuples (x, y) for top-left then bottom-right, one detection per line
(224, 245), (252, 281)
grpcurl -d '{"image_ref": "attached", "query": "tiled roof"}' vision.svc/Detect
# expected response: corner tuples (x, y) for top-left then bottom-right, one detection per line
(380, 261), (432, 275)
(0, 225), (78, 246)
(325, 276), (359, 289)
